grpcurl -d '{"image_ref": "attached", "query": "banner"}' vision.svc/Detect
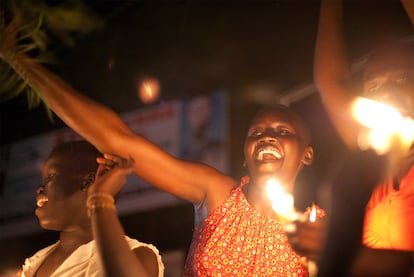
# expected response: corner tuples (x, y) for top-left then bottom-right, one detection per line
(0, 91), (228, 238)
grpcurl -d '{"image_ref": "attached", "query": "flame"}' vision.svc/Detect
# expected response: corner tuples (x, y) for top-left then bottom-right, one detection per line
(309, 204), (317, 222)
(352, 97), (414, 153)
(266, 178), (296, 222)
(352, 97), (402, 131)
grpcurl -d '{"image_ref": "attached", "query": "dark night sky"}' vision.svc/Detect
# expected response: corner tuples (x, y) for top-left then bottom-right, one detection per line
(1, 0), (412, 210)
(1, 0), (412, 179)
(1, 0), (412, 145)
(0, 0), (412, 212)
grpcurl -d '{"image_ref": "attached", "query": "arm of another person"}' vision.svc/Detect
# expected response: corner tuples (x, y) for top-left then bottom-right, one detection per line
(91, 208), (161, 277)
(314, 0), (361, 149)
(349, 246), (414, 277)
(88, 158), (163, 277)
(0, 24), (235, 207)
(285, 216), (327, 262)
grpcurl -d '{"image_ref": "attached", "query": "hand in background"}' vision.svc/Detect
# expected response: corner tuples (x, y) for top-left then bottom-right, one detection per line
(285, 211), (327, 262)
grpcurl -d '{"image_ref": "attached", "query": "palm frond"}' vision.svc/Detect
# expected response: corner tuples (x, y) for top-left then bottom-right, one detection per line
(0, 0), (103, 119)
(44, 2), (104, 34)
(17, 42), (38, 53)
(26, 87), (41, 109)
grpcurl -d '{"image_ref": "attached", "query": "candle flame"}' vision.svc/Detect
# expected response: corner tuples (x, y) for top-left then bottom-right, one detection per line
(352, 97), (402, 131)
(352, 97), (414, 153)
(309, 205), (317, 222)
(266, 178), (296, 222)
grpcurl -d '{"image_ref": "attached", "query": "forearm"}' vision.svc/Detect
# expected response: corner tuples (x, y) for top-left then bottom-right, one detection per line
(91, 208), (156, 277)
(314, 0), (359, 149)
(3, 50), (131, 154)
(3, 43), (217, 204)
(315, 0), (350, 85)
(349, 246), (413, 277)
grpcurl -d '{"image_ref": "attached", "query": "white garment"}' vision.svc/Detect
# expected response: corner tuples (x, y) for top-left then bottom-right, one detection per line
(21, 236), (164, 277)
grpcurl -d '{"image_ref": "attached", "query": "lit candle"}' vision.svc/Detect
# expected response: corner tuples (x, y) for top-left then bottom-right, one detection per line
(307, 204), (319, 277)
(309, 204), (317, 223)
(266, 178), (298, 224)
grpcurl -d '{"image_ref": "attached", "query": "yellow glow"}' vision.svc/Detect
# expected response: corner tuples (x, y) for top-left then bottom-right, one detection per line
(266, 179), (296, 222)
(309, 205), (317, 223)
(352, 97), (403, 130)
(367, 129), (392, 154)
(400, 117), (414, 146)
(138, 78), (160, 104)
(352, 97), (414, 153)
(265, 178), (284, 202)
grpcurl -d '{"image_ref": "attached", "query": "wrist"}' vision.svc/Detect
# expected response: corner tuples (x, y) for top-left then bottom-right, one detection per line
(86, 192), (116, 217)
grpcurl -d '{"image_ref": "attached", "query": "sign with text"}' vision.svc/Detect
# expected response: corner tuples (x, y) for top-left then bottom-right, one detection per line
(0, 91), (228, 238)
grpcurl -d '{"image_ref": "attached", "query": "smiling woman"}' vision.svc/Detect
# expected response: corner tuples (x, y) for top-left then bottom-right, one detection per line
(2, 20), (318, 270)
(182, 105), (314, 276)
(244, 106), (313, 195)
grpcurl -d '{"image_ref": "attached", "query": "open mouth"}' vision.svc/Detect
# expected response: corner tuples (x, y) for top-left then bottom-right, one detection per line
(36, 196), (48, 208)
(256, 146), (282, 161)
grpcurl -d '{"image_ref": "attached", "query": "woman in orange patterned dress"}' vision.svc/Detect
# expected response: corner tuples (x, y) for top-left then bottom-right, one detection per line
(1, 23), (315, 275)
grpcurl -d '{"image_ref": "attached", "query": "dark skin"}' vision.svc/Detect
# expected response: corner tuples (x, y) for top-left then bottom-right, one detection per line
(287, 0), (414, 275)
(34, 150), (96, 277)
(34, 143), (159, 277)
(243, 107), (314, 219)
(350, 247), (413, 277)
(0, 12), (313, 226)
(0, 20), (315, 272)
(89, 108), (313, 276)
(89, 156), (159, 277)
(285, 215), (327, 262)
(95, 107), (314, 224)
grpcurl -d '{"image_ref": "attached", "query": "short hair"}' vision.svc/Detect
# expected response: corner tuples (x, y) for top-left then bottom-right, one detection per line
(251, 104), (312, 145)
(47, 140), (102, 175)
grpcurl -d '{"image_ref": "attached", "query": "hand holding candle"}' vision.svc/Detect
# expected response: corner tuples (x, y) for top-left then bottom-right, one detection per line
(265, 178), (326, 276)
(307, 203), (326, 223)
(266, 178), (324, 272)
(304, 204), (326, 277)
(265, 178), (299, 224)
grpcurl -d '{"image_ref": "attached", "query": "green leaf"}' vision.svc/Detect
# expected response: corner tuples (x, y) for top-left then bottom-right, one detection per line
(0, 0), (103, 119)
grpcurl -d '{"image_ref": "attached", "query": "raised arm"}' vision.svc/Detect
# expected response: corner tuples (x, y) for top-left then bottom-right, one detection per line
(314, 0), (360, 149)
(88, 158), (163, 277)
(0, 25), (235, 206)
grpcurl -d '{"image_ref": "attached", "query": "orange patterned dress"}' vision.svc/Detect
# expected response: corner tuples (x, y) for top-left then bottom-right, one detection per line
(184, 176), (307, 277)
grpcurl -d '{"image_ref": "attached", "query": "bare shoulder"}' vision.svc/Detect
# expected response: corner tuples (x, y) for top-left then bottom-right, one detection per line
(204, 172), (238, 213)
(133, 246), (160, 277)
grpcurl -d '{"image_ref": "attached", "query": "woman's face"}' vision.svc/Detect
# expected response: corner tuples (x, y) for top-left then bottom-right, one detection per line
(243, 108), (313, 193)
(35, 152), (88, 231)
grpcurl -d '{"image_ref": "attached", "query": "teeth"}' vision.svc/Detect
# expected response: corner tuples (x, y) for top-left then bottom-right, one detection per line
(36, 197), (48, 208)
(257, 148), (282, 160)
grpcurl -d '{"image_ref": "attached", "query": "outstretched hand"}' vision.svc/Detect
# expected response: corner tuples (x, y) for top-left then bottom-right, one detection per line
(89, 153), (134, 197)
